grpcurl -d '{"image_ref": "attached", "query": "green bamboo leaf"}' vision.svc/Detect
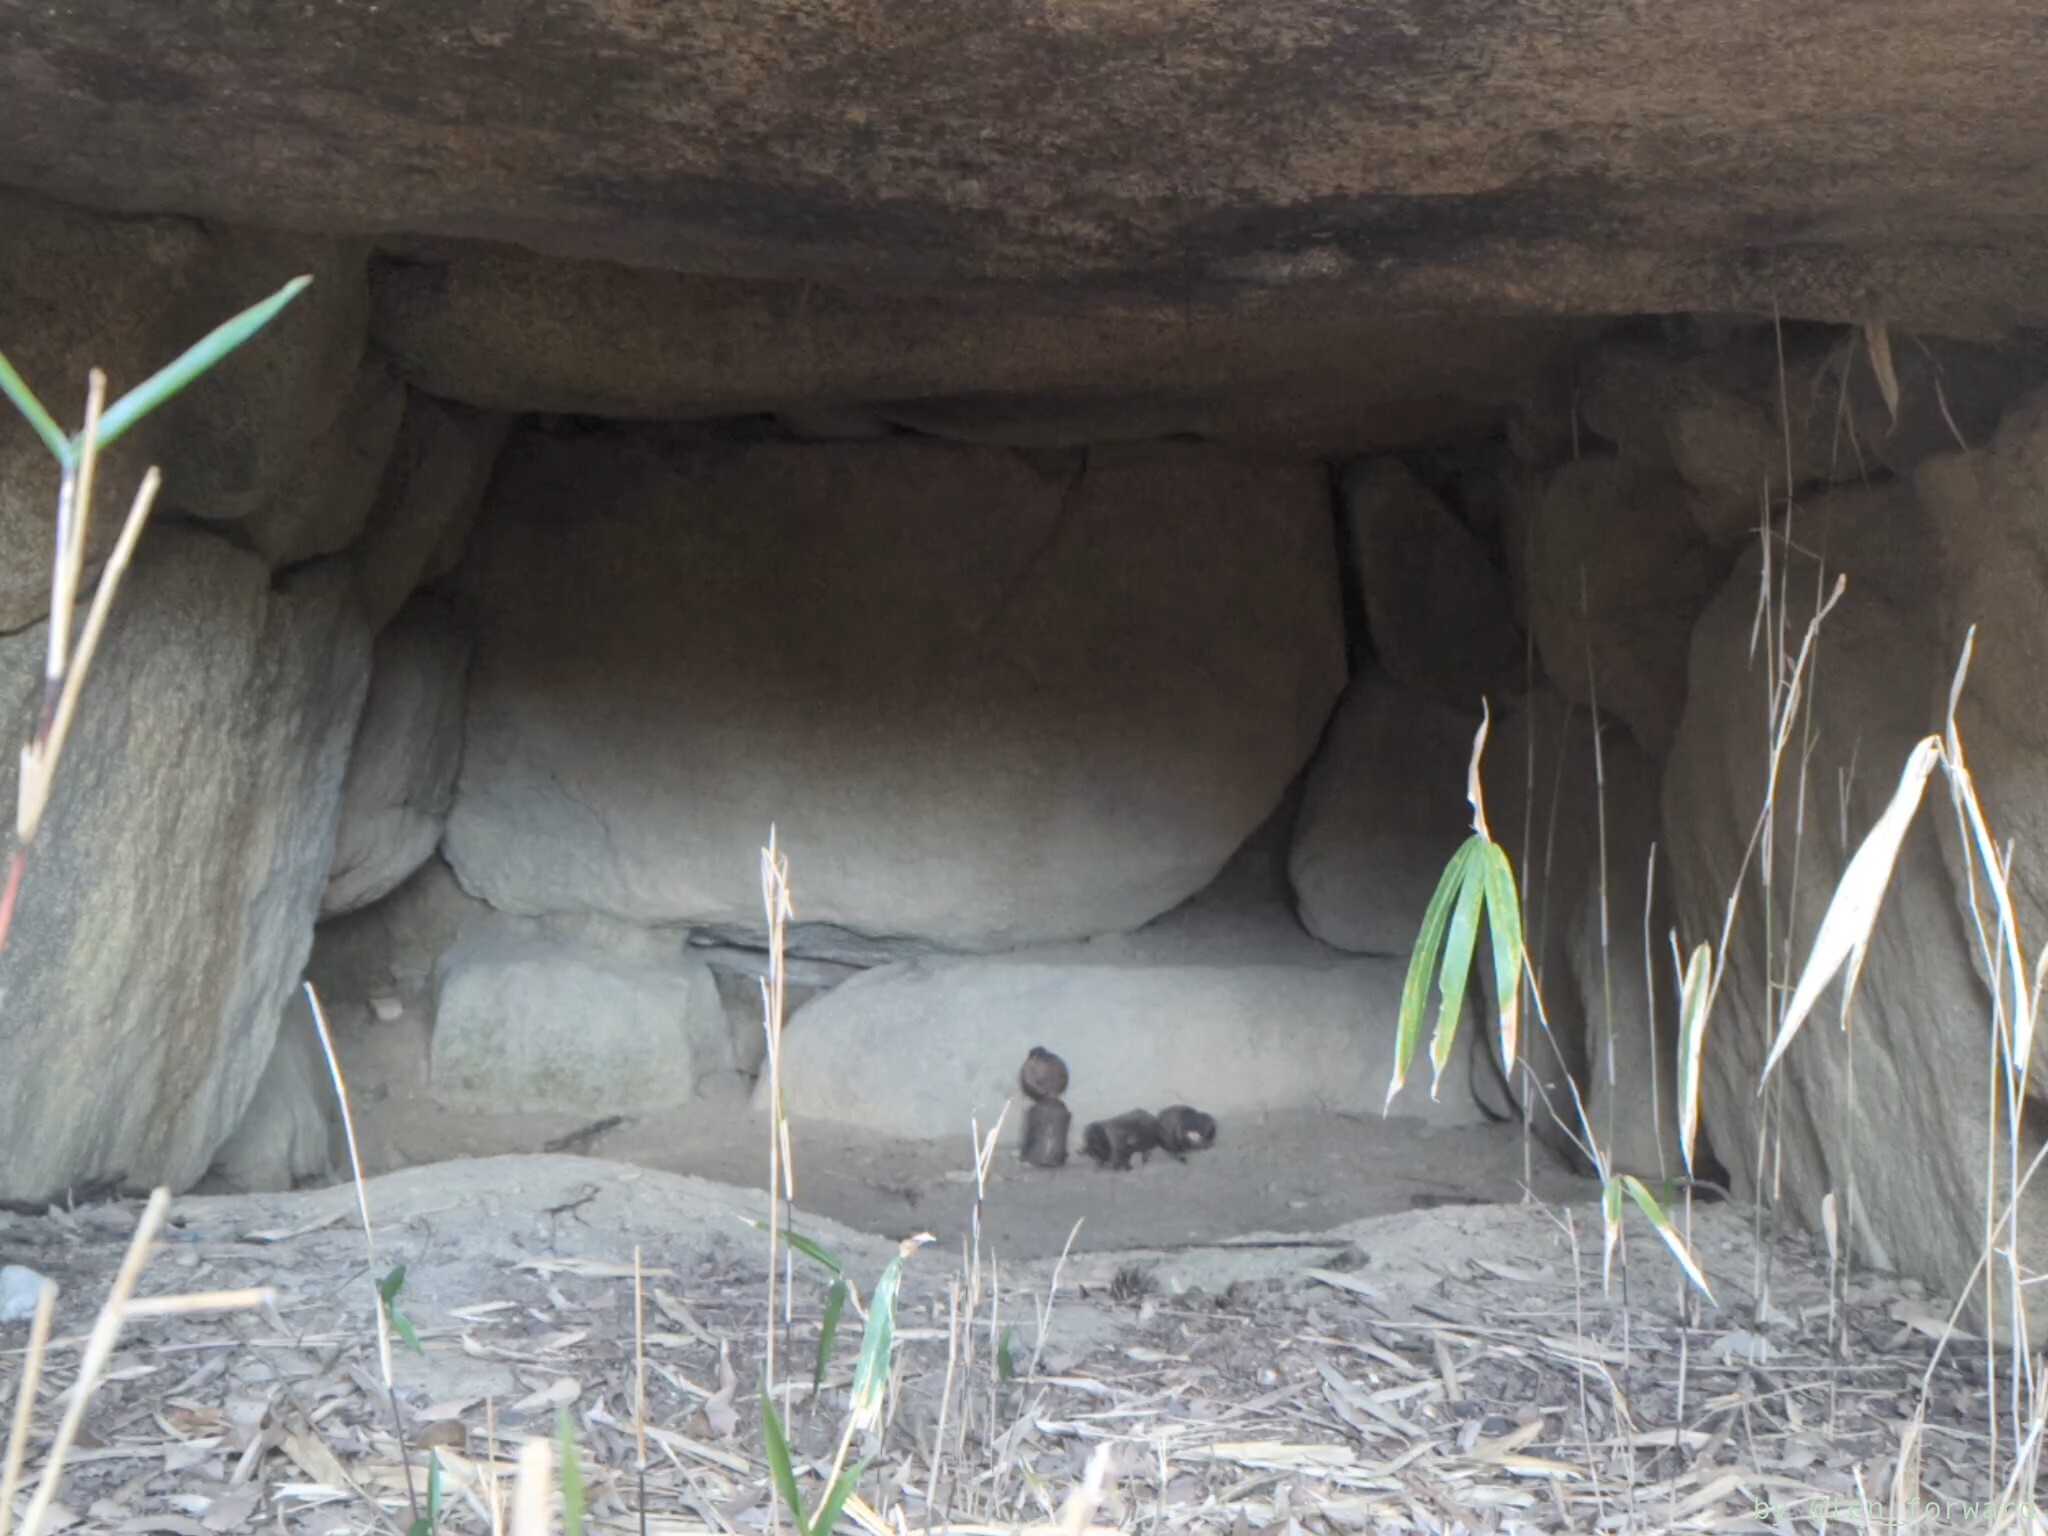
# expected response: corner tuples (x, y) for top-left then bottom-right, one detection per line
(760, 1375), (813, 1533)
(0, 350), (70, 462)
(1390, 837), (1481, 1107)
(810, 1456), (871, 1536)
(815, 1277), (849, 1393)
(997, 1323), (1017, 1382)
(1676, 941), (1712, 1175)
(92, 274), (312, 453)
(849, 1254), (908, 1432)
(557, 1408), (586, 1536)
(1428, 854), (1488, 1092)
(1620, 1174), (1717, 1303)
(1479, 841), (1525, 1069)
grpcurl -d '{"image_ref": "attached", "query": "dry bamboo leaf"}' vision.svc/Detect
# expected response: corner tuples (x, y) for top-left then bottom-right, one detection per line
(510, 1376), (580, 1413)
(644, 1424), (750, 1475)
(278, 1428), (351, 1490)
(1193, 1442), (1358, 1470)
(1765, 735), (1943, 1081)
(1466, 1419), (1543, 1462)
(1306, 1270), (1389, 1304)
(699, 1342), (738, 1441)
(517, 1258), (674, 1281)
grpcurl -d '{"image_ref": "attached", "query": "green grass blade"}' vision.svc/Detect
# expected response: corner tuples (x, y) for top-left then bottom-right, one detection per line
(743, 1218), (846, 1276)
(1390, 837), (1480, 1107)
(92, 274), (312, 453)
(1428, 854), (1488, 1091)
(1600, 1174), (1624, 1289)
(815, 1277), (849, 1392)
(1479, 841), (1525, 1068)
(0, 350), (70, 463)
(1620, 1174), (1717, 1303)
(1676, 941), (1712, 1175)
(810, 1456), (871, 1536)
(557, 1408), (586, 1536)
(405, 1451), (442, 1533)
(997, 1323), (1017, 1382)
(760, 1373), (813, 1534)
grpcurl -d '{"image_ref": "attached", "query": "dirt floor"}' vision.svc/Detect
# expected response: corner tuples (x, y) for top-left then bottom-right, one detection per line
(0, 1154), (2025, 1535)
(318, 1005), (1597, 1257)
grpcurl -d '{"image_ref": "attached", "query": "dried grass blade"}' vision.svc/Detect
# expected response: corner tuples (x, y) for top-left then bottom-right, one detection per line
(1862, 321), (1901, 432)
(1675, 941), (1712, 1175)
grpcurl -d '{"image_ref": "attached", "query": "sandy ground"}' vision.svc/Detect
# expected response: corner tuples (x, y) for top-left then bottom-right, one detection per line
(317, 1006), (1598, 1259)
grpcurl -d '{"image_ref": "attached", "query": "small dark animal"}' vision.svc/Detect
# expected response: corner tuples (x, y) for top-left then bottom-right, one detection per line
(1021, 1098), (1071, 1167)
(1019, 1045), (1070, 1102)
(1107, 1263), (1157, 1304)
(1082, 1109), (1164, 1171)
(1155, 1105), (1217, 1158)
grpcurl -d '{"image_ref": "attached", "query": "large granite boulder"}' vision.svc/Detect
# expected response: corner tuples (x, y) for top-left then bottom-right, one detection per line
(1919, 386), (2048, 1092)
(0, 528), (370, 1198)
(1527, 457), (1729, 758)
(323, 602), (471, 915)
(1662, 483), (2047, 1331)
(431, 933), (726, 1115)
(1289, 673), (1479, 957)
(444, 431), (1344, 950)
(763, 904), (1486, 1142)
(1340, 459), (1522, 709)
(0, 5), (2044, 339)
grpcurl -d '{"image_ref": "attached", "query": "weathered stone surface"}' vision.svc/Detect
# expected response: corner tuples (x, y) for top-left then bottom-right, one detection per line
(1579, 340), (1789, 544)
(1479, 688), (1682, 1182)
(153, 228), (372, 522)
(370, 244), (1593, 450)
(1662, 483), (2045, 1332)
(323, 602), (471, 915)
(430, 935), (725, 1115)
(764, 907), (1484, 1141)
(1918, 385), (2048, 1090)
(0, 189), (209, 631)
(1342, 459), (1521, 708)
(1528, 457), (1729, 758)
(0, 528), (370, 1199)
(1289, 674), (1479, 956)
(445, 431), (1344, 950)
(208, 990), (337, 1193)
(2, 6), (2046, 337)
(352, 391), (512, 631)
(309, 855), (489, 1004)
(242, 356), (407, 568)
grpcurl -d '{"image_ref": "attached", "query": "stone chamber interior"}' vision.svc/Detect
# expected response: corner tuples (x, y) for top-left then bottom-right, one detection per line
(7, 192), (2048, 1313)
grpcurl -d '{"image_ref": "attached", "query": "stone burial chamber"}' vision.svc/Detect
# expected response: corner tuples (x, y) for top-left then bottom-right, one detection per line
(3, 0), (2048, 1330)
